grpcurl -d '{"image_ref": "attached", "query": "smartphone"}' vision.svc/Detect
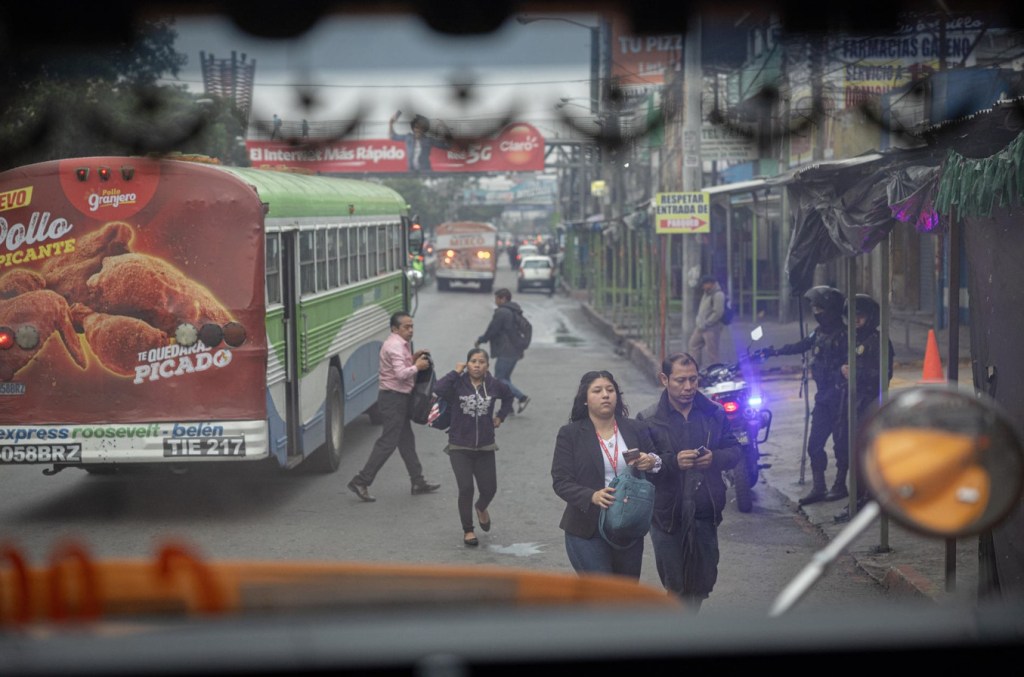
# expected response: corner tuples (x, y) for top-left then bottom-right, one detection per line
(695, 446), (709, 457)
(622, 448), (641, 462)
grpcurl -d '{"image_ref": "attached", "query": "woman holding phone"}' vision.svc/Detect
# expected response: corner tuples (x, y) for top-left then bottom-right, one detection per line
(550, 370), (667, 579)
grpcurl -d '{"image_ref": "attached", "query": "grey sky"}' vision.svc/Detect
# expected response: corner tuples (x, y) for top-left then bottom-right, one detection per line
(166, 12), (598, 135)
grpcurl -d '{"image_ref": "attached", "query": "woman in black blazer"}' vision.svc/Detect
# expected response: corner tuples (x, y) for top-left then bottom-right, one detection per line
(551, 370), (664, 579)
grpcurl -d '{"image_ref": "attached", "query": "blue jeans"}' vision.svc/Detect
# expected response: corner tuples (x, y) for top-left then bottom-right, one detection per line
(493, 357), (526, 400)
(564, 532), (643, 580)
(649, 519), (719, 608)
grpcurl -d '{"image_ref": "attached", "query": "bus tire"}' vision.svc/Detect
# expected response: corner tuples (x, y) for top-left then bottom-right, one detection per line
(437, 278), (450, 291)
(311, 366), (344, 473)
(480, 280), (493, 293)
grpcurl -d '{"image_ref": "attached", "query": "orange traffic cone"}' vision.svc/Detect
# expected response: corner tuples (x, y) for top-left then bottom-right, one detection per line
(921, 329), (945, 383)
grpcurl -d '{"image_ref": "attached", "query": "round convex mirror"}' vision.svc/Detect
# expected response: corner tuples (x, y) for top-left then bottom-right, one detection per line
(859, 386), (1024, 538)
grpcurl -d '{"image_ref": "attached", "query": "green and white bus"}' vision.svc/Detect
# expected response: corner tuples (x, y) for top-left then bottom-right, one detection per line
(0, 156), (420, 474)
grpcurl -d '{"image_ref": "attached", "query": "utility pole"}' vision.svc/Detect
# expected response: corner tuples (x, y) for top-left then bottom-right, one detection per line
(681, 13), (702, 341)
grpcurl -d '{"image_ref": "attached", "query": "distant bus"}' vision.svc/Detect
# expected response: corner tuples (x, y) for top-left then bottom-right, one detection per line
(434, 221), (497, 292)
(0, 156), (419, 474)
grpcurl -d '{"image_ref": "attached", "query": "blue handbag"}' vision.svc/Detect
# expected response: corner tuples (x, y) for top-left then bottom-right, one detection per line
(598, 466), (655, 550)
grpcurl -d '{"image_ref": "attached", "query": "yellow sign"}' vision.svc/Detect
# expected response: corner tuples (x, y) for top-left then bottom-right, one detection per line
(655, 192), (709, 234)
(591, 180), (607, 197)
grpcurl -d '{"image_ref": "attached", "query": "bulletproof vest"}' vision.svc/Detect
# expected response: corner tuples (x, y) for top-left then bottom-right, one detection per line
(809, 326), (845, 389)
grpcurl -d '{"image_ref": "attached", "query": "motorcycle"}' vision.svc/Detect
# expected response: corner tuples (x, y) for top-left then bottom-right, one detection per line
(699, 327), (774, 513)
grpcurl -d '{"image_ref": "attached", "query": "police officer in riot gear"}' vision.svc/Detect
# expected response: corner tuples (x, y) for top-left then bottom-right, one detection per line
(833, 294), (895, 522)
(762, 286), (847, 505)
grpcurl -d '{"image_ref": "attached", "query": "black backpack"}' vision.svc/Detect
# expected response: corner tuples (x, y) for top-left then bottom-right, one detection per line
(510, 308), (533, 352)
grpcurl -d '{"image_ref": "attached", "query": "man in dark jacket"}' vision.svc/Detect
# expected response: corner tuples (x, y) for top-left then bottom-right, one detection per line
(476, 288), (531, 413)
(637, 352), (740, 612)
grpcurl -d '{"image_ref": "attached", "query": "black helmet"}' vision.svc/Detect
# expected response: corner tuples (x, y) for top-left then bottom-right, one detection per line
(803, 286), (844, 319)
(845, 294), (880, 332)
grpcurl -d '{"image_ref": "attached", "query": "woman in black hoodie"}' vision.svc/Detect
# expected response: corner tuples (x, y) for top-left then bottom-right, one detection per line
(433, 348), (514, 546)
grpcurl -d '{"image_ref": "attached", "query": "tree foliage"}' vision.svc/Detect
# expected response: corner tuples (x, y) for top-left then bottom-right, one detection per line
(377, 176), (474, 231)
(0, 18), (240, 170)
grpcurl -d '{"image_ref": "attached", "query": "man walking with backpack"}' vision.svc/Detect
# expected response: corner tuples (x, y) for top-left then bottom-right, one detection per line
(476, 288), (532, 414)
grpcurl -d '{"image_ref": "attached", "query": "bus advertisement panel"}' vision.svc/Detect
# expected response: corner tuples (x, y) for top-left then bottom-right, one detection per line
(0, 157), (267, 466)
(0, 157), (411, 474)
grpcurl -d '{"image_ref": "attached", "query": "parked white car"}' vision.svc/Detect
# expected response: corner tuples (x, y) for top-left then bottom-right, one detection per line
(517, 255), (556, 294)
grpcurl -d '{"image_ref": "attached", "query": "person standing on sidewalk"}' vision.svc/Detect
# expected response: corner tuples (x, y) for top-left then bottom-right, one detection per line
(476, 288), (531, 414)
(637, 352), (741, 612)
(347, 312), (441, 502)
(763, 286), (847, 506)
(688, 275), (727, 367)
(833, 294), (895, 523)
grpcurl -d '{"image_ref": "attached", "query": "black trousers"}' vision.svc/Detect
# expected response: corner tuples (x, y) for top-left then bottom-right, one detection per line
(833, 391), (874, 496)
(807, 389), (845, 475)
(448, 449), (497, 532)
(354, 390), (424, 486)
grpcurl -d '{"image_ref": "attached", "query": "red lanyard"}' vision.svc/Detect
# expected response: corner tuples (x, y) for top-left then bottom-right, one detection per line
(597, 422), (620, 476)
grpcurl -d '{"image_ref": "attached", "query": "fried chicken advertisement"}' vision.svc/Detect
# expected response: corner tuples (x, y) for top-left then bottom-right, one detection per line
(0, 220), (233, 381)
(70, 304), (169, 377)
(86, 253), (233, 336)
(0, 269), (46, 299)
(0, 157), (266, 424)
(0, 290), (87, 381)
(41, 221), (133, 303)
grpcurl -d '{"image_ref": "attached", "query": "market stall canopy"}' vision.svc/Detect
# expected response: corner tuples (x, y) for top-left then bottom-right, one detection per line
(775, 151), (941, 295)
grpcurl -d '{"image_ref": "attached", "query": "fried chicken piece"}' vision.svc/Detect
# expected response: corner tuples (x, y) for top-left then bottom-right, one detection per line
(0, 269), (46, 298)
(41, 221), (133, 303)
(86, 253), (233, 335)
(70, 304), (168, 377)
(0, 290), (87, 381)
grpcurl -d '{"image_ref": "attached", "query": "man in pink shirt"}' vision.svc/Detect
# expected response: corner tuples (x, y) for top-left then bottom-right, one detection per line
(348, 312), (441, 502)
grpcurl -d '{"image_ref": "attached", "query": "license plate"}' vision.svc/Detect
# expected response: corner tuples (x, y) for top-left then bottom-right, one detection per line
(0, 444), (82, 464)
(163, 436), (247, 457)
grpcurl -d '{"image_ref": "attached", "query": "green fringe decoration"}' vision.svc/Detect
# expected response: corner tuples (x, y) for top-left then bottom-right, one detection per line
(935, 130), (1024, 221)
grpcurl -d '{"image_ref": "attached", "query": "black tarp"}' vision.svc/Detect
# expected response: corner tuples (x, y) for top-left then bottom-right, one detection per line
(782, 155), (939, 296)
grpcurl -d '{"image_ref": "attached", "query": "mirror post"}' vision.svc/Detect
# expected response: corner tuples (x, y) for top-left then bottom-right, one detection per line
(846, 256), (858, 517)
(878, 234), (891, 552)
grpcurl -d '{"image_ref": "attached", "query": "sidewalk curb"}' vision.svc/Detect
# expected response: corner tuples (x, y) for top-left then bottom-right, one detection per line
(580, 302), (661, 387)
(881, 565), (936, 599)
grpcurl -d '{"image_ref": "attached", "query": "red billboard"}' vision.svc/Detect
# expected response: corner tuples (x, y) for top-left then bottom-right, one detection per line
(246, 122), (546, 174)
(610, 15), (682, 96)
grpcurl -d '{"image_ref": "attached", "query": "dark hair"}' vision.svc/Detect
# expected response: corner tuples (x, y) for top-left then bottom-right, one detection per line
(661, 352), (699, 376)
(569, 370), (628, 422)
(411, 114), (430, 131)
(699, 274), (717, 286)
(494, 288), (511, 302)
(390, 311), (411, 329)
(466, 347), (489, 363)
